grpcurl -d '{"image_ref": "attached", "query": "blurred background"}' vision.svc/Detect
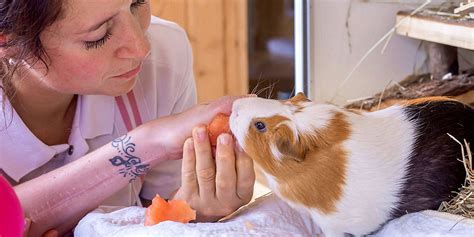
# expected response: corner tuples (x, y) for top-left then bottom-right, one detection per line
(151, 0), (296, 103)
(151, 0), (473, 105)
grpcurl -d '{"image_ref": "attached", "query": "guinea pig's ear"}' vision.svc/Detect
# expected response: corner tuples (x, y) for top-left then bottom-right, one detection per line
(288, 92), (311, 104)
(273, 124), (307, 162)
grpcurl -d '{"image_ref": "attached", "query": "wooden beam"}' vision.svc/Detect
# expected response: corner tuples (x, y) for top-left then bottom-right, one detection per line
(150, 0), (187, 28)
(224, 0), (249, 96)
(396, 11), (474, 50)
(186, 0), (226, 103)
(150, 0), (249, 103)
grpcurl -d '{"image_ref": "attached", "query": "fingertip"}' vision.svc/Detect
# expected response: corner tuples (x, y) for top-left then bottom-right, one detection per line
(185, 137), (194, 151)
(194, 126), (208, 142)
(182, 138), (196, 170)
(192, 124), (206, 132)
(44, 229), (59, 237)
(216, 134), (235, 159)
(218, 133), (231, 146)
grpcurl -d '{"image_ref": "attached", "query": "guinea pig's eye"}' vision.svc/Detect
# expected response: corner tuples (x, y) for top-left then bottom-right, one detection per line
(254, 121), (267, 132)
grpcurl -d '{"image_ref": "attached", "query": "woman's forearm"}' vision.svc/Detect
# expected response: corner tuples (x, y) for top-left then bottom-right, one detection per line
(15, 131), (166, 237)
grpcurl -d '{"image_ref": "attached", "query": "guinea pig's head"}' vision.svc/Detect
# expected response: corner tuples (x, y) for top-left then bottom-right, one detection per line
(230, 92), (350, 177)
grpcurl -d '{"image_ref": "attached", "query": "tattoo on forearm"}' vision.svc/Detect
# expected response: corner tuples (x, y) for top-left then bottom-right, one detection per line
(109, 135), (150, 182)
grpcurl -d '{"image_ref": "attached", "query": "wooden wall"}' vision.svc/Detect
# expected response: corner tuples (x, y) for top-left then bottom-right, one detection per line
(150, 0), (249, 103)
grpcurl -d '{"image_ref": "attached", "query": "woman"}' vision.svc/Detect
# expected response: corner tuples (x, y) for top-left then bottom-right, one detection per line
(0, 0), (255, 236)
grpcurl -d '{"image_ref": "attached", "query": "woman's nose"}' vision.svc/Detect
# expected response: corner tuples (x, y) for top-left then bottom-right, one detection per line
(115, 18), (151, 60)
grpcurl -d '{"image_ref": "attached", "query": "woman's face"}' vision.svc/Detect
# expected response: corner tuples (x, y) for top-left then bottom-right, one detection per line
(26, 0), (151, 96)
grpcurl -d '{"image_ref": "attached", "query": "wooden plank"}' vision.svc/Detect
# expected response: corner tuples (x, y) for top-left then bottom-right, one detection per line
(186, 0), (226, 103)
(151, 0), (249, 103)
(150, 0), (187, 28)
(396, 12), (474, 50)
(224, 0), (249, 96)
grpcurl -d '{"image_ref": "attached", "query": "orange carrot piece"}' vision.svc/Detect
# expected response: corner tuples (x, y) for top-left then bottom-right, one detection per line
(144, 195), (196, 226)
(207, 113), (231, 146)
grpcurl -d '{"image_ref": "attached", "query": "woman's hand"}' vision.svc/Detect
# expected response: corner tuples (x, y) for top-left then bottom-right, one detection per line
(172, 126), (255, 222)
(134, 95), (253, 163)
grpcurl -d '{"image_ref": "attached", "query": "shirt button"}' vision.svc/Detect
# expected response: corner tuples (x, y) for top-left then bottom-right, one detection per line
(68, 145), (74, 156)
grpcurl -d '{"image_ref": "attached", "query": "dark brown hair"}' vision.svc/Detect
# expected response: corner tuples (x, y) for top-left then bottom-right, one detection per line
(0, 0), (63, 128)
(0, 0), (63, 99)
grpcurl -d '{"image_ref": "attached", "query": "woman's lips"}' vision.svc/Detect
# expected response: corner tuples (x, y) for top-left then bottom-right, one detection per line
(114, 64), (142, 79)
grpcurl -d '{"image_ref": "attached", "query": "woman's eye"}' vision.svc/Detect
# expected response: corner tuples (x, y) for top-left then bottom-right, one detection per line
(254, 121), (267, 132)
(82, 1), (145, 50)
(131, 0), (146, 9)
(84, 31), (112, 50)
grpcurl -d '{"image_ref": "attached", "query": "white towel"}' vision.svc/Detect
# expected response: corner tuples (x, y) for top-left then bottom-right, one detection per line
(75, 194), (474, 237)
(373, 210), (474, 237)
(74, 194), (323, 237)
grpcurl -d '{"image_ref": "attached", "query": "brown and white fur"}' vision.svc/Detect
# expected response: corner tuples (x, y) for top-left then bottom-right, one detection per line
(229, 93), (473, 237)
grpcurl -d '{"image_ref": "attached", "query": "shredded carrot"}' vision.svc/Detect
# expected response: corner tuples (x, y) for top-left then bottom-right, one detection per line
(208, 113), (231, 146)
(144, 195), (196, 226)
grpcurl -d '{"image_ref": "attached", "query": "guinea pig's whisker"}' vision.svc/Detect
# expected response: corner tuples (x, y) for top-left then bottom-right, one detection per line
(250, 73), (264, 95)
(251, 74), (280, 99)
(251, 81), (259, 95)
(267, 81), (278, 99)
(267, 85), (273, 99)
(256, 84), (273, 98)
(265, 84), (272, 99)
(254, 83), (266, 97)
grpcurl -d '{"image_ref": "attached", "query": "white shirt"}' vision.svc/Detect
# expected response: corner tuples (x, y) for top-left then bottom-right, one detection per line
(0, 17), (197, 206)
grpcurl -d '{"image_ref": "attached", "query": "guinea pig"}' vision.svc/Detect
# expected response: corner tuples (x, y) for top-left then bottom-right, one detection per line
(229, 92), (473, 237)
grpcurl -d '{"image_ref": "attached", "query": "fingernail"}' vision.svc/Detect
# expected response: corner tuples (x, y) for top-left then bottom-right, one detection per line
(248, 94), (257, 97)
(197, 127), (207, 142)
(47, 230), (59, 237)
(219, 134), (230, 145)
(187, 139), (194, 150)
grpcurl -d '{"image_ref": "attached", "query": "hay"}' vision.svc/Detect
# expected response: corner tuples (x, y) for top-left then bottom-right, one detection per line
(438, 134), (474, 219)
